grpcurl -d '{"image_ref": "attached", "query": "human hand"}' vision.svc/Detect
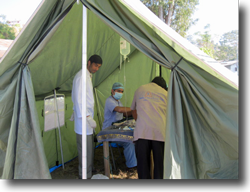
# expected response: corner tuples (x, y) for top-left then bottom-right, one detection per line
(87, 116), (97, 129)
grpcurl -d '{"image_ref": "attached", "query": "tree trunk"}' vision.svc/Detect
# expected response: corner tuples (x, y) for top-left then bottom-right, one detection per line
(165, 0), (175, 26)
(159, 4), (164, 21)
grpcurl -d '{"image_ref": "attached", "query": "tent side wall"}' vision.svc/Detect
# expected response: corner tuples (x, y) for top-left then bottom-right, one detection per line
(165, 65), (238, 179)
(0, 0), (77, 179)
(0, 1), (79, 179)
(35, 96), (77, 169)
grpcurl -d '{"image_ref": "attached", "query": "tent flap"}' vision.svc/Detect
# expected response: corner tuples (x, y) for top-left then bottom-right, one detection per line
(165, 67), (238, 179)
(2, 67), (51, 179)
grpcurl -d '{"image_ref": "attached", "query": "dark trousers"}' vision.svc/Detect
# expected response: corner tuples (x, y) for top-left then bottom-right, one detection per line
(135, 139), (165, 179)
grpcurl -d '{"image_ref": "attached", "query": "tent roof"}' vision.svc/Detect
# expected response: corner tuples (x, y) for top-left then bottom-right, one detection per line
(0, 0), (238, 95)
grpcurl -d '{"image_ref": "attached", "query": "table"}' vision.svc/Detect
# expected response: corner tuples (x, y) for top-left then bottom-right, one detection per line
(97, 125), (154, 179)
(96, 125), (134, 178)
(97, 125), (134, 143)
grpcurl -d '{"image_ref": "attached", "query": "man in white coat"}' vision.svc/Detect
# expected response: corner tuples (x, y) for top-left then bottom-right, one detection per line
(72, 54), (102, 179)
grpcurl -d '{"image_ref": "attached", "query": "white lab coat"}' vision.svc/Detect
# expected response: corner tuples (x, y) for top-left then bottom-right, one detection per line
(72, 69), (94, 135)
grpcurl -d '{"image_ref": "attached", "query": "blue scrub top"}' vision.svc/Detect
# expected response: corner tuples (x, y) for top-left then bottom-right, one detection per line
(102, 96), (123, 130)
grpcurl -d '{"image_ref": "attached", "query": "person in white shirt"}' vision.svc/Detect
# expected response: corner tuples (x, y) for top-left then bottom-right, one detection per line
(72, 54), (102, 179)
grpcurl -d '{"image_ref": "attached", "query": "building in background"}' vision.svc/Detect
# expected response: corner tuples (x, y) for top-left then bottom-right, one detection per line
(220, 60), (239, 75)
(0, 39), (13, 59)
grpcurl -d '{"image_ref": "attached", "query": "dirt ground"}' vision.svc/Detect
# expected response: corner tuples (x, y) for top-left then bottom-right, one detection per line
(50, 145), (138, 179)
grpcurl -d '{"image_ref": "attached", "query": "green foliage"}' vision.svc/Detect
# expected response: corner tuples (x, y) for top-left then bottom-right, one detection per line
(0, 15), (16, 40)
(0, 23), (16, 39)
(200, 47), (215, 58)
(215, 30), (238, 61)
(188, 27), (238, 62)
(141, 0), (199, 37)
(194, 24), (216, 58)
(170, 0), (199, 37)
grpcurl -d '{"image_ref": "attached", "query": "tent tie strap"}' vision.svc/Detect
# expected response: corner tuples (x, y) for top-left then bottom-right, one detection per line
(171, 57), (183, 71)
(18, 61), (28, 69)
(104, 155), (109, 160)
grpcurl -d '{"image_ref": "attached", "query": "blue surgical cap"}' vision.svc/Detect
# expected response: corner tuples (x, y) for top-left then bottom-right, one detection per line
(112, 82), (124, 90)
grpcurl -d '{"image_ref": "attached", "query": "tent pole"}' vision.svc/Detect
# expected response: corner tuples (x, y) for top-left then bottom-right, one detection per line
(160, 65), (162, 77)
(94, 88), (103, 128)
(53, 89), (64, 169)
(81, 3), (87, 180)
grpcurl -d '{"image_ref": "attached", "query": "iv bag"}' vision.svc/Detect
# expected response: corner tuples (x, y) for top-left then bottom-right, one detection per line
(120, 37), (130, 56)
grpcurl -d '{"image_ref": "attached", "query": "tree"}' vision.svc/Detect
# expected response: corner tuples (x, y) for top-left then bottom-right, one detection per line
(194, 24), (216, 59)
(0, 15), (16, 40)
(187, 28), (238, 62)
(214, 30), (238, 61)
(141, 0), (199, 37)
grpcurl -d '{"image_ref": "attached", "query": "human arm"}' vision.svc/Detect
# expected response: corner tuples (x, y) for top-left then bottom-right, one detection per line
(86, 72), (96, 129)
(131, 109), (137, 120)
(72, 75), (82, 118)
(131, 95), (137, 120)
(130, 91), (137, 120)
(113, 106), (132, 117)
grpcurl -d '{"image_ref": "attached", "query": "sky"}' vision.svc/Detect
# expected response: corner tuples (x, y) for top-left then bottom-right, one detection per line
(187, 0), (238, 42)
(0, 0), (239, 38)
(0, 0), (43, 24)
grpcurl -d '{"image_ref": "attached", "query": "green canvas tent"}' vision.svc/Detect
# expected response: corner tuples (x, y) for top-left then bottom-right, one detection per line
(0, 0), (238, 179)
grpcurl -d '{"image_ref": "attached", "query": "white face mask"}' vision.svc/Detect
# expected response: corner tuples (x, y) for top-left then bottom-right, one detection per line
(113, 92), (123, 100)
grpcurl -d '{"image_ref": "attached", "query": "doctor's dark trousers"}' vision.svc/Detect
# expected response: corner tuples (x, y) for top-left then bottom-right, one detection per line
(135, 139), (165, 179)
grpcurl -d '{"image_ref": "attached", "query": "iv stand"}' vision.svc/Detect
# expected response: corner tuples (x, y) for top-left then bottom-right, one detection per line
(54, 89), (65, 169)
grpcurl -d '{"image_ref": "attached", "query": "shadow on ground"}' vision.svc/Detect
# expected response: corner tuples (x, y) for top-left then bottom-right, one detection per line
(50, 145), (138, 179)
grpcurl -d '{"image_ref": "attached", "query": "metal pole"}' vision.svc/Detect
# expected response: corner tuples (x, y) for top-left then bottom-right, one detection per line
(81, 3), (87, 179)
(53, 89), (64, 169)
(94, 88), (103, 127)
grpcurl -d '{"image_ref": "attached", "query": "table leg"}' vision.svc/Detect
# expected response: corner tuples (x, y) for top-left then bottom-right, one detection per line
(103, 141), (110, 178)
(150, 150), (154, 179)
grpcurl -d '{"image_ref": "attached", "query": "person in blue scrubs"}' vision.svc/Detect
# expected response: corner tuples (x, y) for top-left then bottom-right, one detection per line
(102, 82), (137, 175)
